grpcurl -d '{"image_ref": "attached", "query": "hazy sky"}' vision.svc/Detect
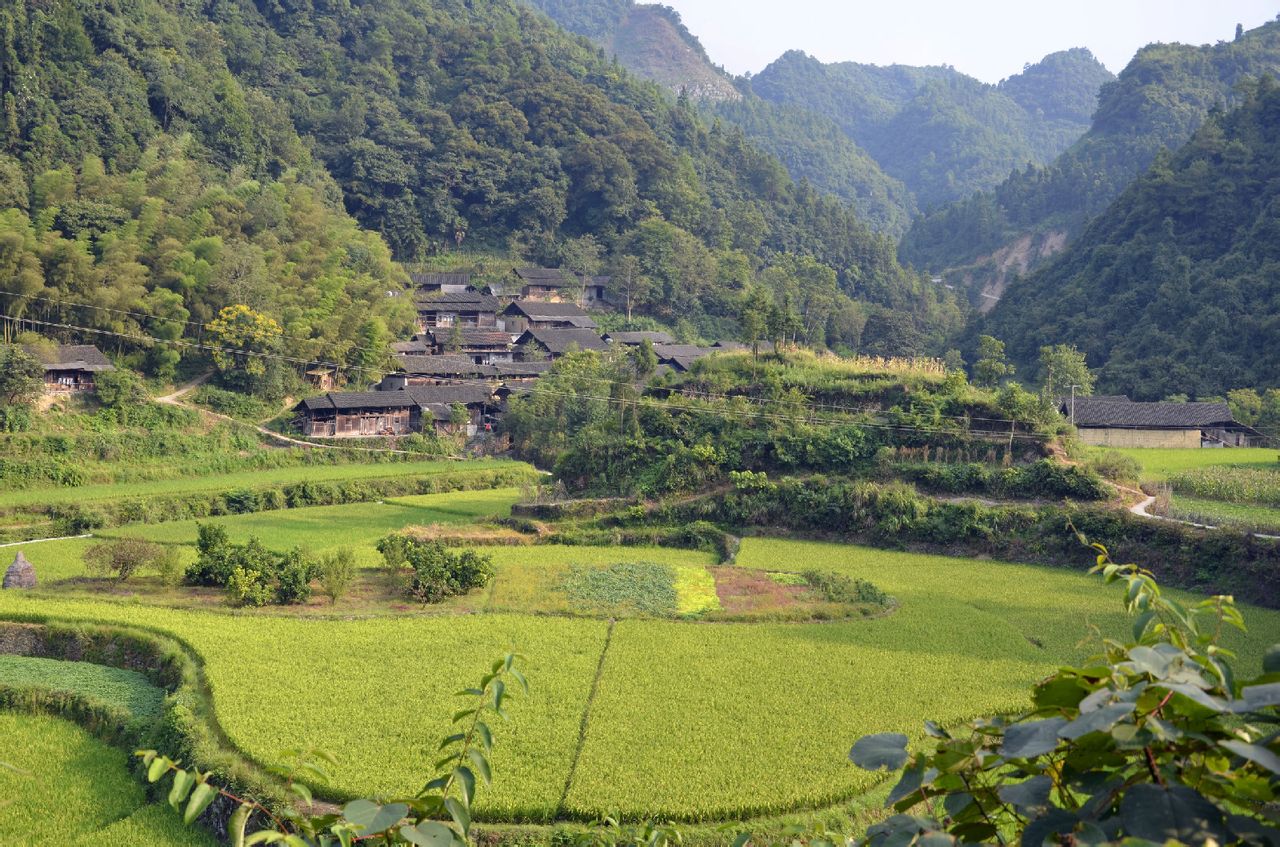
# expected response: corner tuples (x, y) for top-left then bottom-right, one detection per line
(659, 1), (1280, 82)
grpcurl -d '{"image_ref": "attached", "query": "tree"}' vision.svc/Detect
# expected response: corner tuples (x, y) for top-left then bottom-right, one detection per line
(1227, 387), (1262, 425)
(0, 345), (44, 407)
(94, 369), (149, 408)
(1038, 343), (1094, 399)
(559, 235), (603, 305)
(205, 304), (283, 385)
(608, 254), (652, 321)
(318, 548), (357, 605)
(972, 335), (1014, 388)
(738, 287), (769, 362)
(83, 538), (176, 584)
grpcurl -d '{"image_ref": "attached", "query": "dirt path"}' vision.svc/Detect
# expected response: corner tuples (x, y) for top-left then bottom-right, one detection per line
(156, 372), (428, 456)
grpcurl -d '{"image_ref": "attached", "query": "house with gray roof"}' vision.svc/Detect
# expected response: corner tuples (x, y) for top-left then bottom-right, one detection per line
(500, 301), (598, 334)
(1061, 396), (1264, 448)
(514, 328), (608, 360)
(26, 343), (114, 394)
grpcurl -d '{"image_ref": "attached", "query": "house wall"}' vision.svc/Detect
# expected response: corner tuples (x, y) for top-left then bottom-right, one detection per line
(44, 370), (95, 392)
(302, 409), (413, 438)
(1077, 427), (1202, 448)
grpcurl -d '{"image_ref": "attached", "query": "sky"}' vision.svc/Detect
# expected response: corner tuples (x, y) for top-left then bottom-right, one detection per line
(659, 1), (1280, 83)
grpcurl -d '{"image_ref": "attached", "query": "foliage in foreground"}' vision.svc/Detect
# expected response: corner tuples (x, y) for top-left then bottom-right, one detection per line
(847, 543), (1280, 846)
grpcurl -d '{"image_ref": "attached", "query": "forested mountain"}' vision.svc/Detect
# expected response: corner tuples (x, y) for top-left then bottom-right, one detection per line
(747, 49), (1114, 210)
(901, 20), (1280, 289)
(980, 76), (1280, 399)
(0, 0), (961, 371)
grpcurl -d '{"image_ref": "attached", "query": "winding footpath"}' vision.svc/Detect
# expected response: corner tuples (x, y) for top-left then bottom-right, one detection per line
(1117, 481), (1280, 541)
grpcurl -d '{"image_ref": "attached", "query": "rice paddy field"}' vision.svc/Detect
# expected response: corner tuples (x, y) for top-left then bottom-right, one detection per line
(3, 511), (1279, 823)
(0, 712), (216, 845)
(1090, 446), (1279, 482)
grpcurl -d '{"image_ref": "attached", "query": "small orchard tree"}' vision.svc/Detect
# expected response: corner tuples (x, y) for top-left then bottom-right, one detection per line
(83, 538), (176, 584)
(318, 547), (357, 605)
(94, 368), (149, 408)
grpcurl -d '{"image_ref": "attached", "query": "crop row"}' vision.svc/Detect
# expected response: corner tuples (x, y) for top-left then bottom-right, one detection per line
(1169, 465), (1280, 506)
(2, 539), (1279, 821)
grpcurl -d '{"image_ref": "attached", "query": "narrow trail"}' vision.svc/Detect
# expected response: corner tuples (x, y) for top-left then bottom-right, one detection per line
(156, 372), (429, 457)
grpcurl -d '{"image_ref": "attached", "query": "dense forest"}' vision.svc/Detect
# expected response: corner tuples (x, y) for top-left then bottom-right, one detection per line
(745, 49), (1114, 211)
(901, 20), (1280, 273)
(0, 0), (964, 371)
(980, 77), (1280, 399)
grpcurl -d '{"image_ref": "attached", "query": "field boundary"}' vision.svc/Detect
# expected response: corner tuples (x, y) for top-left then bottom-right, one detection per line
(556, 618), (616, 816)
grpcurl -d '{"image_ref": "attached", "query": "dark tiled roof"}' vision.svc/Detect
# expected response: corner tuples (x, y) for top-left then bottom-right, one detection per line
(297, 392), (419, 413)
(409, 272), (471, 287)
(405, 384), (495, 406)
(515, 328), (608, 354)
(396, 355), (498, 377)
(426, 328), (512, 347)
(414, 291), (500, 311)
(392, 340), (433, 355)
(514, 267), (610, 288)
(1067, 398), (1238, 428)
(502, 301), (591, 318)
(493, 361), (552, 377)
(28, 344), (115, 372)
(605, 331), (675, 345)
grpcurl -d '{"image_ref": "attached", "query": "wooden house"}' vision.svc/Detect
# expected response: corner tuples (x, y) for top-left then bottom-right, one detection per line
(406, 384), (497, 437)
(513, 268), (609, 303)
(652, 343), (717, 373)
(27, 344), (114, 393)
(409, 272), (472, 294)
(500, 301), (597, 335)
(425, 327), (514, 364)
(513, 328), (608, 360)
(293, 392), (419, 438)
(382, 355), (498, 389)
(603, 331), (675, 346)
(413, 290), (501, 331)
(304, 367), (336, 391)
(1062, 397), (1264, 448)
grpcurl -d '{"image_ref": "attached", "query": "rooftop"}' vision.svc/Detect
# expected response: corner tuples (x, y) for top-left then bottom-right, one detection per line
(27, 344), (115, 372)
(1065, 397), (1241, 429)
(515, 328), (608, 354)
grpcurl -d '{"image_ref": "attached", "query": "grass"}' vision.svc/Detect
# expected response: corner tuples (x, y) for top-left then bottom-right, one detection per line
(1167, 465), (1280, 507)
(1165, 496), (1280, 532)
(0, 458), (519, 509)
(0, 711), (216, 845)
(1088, 446), (1279, 482)
(0, 655), (164, 719)
(3, 536), (1278, 821)
(559, 561), (679, 616)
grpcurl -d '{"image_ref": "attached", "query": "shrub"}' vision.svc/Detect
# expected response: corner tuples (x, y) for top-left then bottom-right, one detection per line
(381, 536), (494, 604)
(82, 537), (174, 584)
(273, 548), (317, 605)
(1083, 449), (1142, 483)
(226, 567), (273, 607)
(318, 548), (357, 605)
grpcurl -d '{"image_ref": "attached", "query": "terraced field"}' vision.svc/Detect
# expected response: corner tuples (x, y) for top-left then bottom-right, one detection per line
(1091, 446), (1278, 482)
(4, 530), (1278, 822)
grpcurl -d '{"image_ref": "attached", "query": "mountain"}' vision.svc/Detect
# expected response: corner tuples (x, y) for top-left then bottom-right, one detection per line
(979, 76), (1280, 399)
(747, 49), (1114, 210)
(0, 0), (961, 368)
(525, 0), (739, 100)
(901, 20), (1280, 306)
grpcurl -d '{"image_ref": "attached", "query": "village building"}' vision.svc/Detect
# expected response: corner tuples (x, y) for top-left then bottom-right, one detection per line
(293, 385), (496, 438)
(513, 267), (609, 303)
(603, 331), (675, 346)
(500, 301), (597, 335)
(391, 337), (434, 355)
(27, 344), (115, 394)
(514, 328), (608, 360)
(413, 290), (501, 331)
(492, 361), (552, 382)
(424, 327), (514, 364)
(382, 355), (499, 389)
(409, 272), (472, 295)
(652, 343), (717, 373)
(304, 367), (336, 391)
(1062, 396), (1264, 448)
(406, 384), (497, 437)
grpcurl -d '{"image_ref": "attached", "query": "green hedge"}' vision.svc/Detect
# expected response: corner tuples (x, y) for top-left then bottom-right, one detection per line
(892, 459), (1111, 501)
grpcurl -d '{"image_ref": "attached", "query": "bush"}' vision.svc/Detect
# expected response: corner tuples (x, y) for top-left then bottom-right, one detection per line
(226, 567), (273, 607)
(379, 536), (494, 604)
(82, 537), (175, 584)
(1083, 449), (1142, 483)
(318, 548), (357, 605)
(273, 548), (317, 605)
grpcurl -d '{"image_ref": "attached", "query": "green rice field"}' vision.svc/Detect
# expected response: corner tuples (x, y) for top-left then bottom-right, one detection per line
(1166, 495), (1280, 532)
(3, 532), (1277, 822)
(0, 655), (164, 719)
(0, 712), (216, 845)
(1090, 446), (1279, 482)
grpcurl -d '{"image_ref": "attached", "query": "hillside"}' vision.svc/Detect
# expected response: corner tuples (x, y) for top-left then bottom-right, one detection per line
(747, 49), (1114, 210)
(901, 20), (1280, 295)
(980, 76), (1280, 399)
(0, 0), (961, 372)
(525, 0), (739, 100)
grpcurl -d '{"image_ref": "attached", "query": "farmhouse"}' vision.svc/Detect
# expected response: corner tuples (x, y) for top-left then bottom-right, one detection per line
(514, 328), (608, 360)
(409, 272), (471, 294)
(27, 344), (114, 393)
(413, 290), (501, 331)
(1063, 396), (1264, 448)
(500, 301), (598, 334)
(513, 267), (609, 303)
(293, 392), (419, 438)
(652, 343), (717, 373)
(381, 355), (499, 389)
(407, 384), (497, 437)
(424, 327), (514, 364)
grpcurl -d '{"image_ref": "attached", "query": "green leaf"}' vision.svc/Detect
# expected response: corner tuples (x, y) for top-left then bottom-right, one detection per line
(184, 782), (217, 824)
(453, 765), (475, 805)
(147, 757), (169, 784)
(167, 769), (195, 811)
(290, 781), (313, 806)
(1264, 645), (1280, 674)
(1059, 702), (1135, 740)
(229, 803), (251, 847)
(343, 800), (408, 834)
(400, 821), (457, 847)
(1001, 717), (1067, 758)
(445, 796), (470, 836)
(885, 761), (927, 807)
(437, 733), (466, 751)
(1220, 740), (1280, 775)
(468, 749), (492, 785)
(1158, 682), (1229, 713)
(1132, 609), (1157, 641)
(848, 733), (909, 771)
(730, 832), (751, 847)
(474, 722), (493, 753)
(1119, 784), (1228, 844)
(1022, 810), (1080, 847)
(1243, 682), (1280, 710)
(998, 775), (1053, 812)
